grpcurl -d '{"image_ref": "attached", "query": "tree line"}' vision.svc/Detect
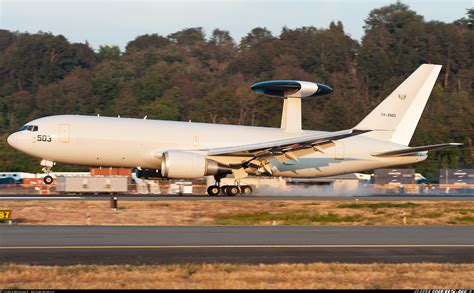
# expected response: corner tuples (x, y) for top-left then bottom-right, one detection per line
(0, 2), (472, 179)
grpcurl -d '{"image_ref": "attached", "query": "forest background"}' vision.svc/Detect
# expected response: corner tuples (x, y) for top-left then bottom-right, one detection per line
(0, 2), (472, 179)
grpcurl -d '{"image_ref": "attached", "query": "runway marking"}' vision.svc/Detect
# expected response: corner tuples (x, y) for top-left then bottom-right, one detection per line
(1, 244), (473, 249)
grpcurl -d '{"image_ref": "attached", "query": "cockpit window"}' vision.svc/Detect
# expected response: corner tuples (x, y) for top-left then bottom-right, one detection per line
(19, 125), (39, 132)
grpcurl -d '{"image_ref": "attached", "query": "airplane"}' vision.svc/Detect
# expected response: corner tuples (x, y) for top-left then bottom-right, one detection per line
(7, 64), (462, 196)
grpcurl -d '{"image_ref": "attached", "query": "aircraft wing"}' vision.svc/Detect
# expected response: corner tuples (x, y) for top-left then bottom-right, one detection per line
(372, 143), (463, 157)
(207, 129), (370, 164)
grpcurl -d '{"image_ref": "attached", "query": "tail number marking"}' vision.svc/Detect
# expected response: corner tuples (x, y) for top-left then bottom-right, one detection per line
(381, 113), (397, 118)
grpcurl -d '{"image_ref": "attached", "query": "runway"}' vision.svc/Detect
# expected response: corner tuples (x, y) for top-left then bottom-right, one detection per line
(1, 226), (473, 265)
(1, 193), (473, 201)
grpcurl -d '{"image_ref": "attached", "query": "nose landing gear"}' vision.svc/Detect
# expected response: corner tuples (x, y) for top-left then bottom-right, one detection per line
(43, 175), (54, 185)
(41, 159), (55, 185)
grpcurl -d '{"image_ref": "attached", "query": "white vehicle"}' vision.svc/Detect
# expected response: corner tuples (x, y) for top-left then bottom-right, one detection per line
(7, 64), (461, 195)
(170, 181), (193, 195)
(56, 176), (128, 195)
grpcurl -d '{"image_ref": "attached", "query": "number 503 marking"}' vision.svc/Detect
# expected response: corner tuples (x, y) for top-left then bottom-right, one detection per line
(37, 135), (52, 142)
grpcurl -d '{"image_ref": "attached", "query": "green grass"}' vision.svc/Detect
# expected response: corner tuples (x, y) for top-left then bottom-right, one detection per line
(422, 212), (443, 218)
(213, 211), (364, 225)
(337, 202), (418, 209)
(449, 209), (474, 215)
(148, 203), (171, 207)
(63, 265), (97, 274)
(182, 264), (199, 278)
(450, 216), (474, 224)
(302, 202), (321, 206)
(125, 265), (134, 272)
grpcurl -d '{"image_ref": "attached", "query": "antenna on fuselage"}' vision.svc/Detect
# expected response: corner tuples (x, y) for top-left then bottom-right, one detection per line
(250, 80), (333, 132)
(143, 115), (147, 120)
(97, 114), (100, 117)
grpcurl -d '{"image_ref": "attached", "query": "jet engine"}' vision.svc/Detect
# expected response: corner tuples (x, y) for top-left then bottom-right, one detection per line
(161, 151), (231, 179)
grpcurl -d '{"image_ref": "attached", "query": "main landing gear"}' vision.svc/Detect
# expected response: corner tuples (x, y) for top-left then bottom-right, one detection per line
(41, 159), (55, 185)
(207, 176), (253, 196)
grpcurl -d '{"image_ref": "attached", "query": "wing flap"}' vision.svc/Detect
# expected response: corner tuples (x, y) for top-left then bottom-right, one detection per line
(372, 143), (463, 157)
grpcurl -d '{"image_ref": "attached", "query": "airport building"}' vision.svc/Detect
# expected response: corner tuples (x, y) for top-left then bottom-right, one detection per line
(439, 169), (474, 185)
(373, 169), (417, 184)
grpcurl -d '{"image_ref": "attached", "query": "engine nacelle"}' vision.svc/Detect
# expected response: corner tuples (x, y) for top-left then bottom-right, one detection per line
(161, 151), (231, 179)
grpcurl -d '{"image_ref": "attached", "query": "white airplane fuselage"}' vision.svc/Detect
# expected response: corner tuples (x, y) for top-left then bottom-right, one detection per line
(7, 114), (426, 178)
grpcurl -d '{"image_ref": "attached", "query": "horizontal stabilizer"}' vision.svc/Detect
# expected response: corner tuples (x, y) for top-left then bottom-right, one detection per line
(372, 143), (463, 157)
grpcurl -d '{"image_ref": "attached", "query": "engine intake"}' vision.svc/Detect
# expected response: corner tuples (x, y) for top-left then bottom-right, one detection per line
(161, 151), (231, 179)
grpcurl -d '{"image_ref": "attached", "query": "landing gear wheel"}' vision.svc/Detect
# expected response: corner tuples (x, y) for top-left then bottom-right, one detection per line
(220, 185), (229, 195)
(227, 185), (240, 196)
(240, 185), (253, 194)
(207, 185), (220, 196)
(43, 175), (54, 185)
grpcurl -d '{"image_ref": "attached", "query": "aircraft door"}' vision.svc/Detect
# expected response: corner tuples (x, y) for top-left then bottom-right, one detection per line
(334, 141), (344, 160)
(59, 124), (70, 143)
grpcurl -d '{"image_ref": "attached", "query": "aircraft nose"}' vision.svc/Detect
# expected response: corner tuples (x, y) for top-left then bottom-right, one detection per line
(7, 132), (19, 149)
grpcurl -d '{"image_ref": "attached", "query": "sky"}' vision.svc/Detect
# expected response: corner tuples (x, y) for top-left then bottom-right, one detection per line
(0, 0), (471, 50)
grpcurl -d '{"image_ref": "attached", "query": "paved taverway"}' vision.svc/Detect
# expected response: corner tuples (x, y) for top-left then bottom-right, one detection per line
(1, 225), (473, 265)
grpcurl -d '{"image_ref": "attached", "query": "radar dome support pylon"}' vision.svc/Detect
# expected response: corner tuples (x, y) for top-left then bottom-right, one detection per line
(250, 80), (333, 132)
(281, 96), (302, 132)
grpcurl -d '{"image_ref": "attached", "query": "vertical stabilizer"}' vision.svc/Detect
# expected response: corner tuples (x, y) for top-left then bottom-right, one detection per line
(355, 64), (442, 146)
